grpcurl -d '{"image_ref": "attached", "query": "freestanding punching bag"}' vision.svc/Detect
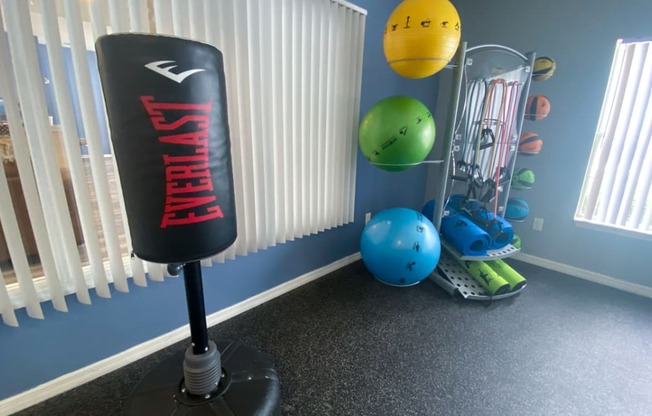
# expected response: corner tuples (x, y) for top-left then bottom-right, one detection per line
(96, 34), (280, 415)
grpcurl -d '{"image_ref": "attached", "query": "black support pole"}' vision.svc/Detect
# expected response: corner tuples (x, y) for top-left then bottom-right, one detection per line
(183, 261), (210, 355)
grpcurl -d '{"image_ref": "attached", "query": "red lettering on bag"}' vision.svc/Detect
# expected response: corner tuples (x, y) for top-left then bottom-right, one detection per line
(161, 206), (224, 228)
(141, 96), (223, 228)
(167, 178), (213, 195)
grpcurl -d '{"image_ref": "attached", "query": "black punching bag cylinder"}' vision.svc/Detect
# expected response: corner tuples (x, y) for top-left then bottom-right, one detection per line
(96, 34), (237, 264)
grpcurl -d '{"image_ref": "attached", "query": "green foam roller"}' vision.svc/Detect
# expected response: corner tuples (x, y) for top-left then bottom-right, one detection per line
(486, 259), (527, 291)
(456, 259), (510, 296)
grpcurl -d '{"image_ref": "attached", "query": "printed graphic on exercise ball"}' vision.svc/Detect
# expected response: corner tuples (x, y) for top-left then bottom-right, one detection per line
(359, 96), (435, 172)
(518, 132), (543, 155)
(383, 0), (461, 79)
(511, 168), (535, 190)
(524, 95), (551, 121)
(360, 207), (441, 287)
(532, 56), (556, 81)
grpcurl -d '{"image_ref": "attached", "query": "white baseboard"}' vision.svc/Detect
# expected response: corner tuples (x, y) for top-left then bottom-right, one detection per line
(512, 252), (652, 299)
(0, 252), (361, 416)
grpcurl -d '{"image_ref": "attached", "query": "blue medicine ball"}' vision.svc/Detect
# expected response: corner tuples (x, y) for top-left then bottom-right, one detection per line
(505, 197), (530, 221)
(360, 207), (441, 287)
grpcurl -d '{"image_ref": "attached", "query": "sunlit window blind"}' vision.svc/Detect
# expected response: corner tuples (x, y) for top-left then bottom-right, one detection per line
(0, 0), (365, 327)
(576, 39), (652, 237)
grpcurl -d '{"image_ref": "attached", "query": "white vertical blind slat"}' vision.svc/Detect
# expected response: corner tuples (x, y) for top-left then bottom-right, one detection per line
(172, 0), (189, 38)
(0, 161), (43, 318)
(131, 255), (148, 286)
(324, 5), (337, 230)
(336, 5), (348, 227)
(269, 0), (286, 244)
(316, 0), (328, 232)
(128, 0), (149, 33)
(4, 0), (91, 305)
(107, 0), (129, 33)
(40, 0), (111, 298)
(189, 0), (205, 40)
(291, 0), (302, 238)
(245, 0), (268, 249)
(0, 8), (67, 313)
(331, 4), (342, 228)
(63, 0), (128, 292)
(337, 6), (349, 227)
(233, 0), (258, 252)
(226, 0), (243, 258)
(300, 0), (310, 236)
(88, 1), (108, 39)
(153, 0), (174, 35)
(339, 7), (354, 227)
(281, 0), (294, 241)
(259, 0), (277, 247)
(148, 263), (164, 281)
(308, 1), (319, 235)
(349, 13), (365, 222)
(333, 4), (345, 228)
(0, 265), (19, 326)
(128, 0), (142, 32)
(343, 9), (356, 223)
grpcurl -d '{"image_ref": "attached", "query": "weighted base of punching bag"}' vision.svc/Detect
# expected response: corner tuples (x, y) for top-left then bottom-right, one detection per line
(123, 341), (281, 415)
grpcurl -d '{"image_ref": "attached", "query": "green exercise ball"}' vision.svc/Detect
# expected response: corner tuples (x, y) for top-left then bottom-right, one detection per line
(359, 96), (435, 172)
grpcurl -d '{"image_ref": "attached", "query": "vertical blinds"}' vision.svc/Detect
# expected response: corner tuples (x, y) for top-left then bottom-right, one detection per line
(0, 0), (365, 327)
(576, 39), (652, 235)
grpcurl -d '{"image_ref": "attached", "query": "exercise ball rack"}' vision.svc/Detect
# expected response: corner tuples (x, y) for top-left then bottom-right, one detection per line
(427, 43), (536, 301)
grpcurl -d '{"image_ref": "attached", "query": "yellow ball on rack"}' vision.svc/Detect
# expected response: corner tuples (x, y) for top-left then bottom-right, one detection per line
(383, 0), (462, 79)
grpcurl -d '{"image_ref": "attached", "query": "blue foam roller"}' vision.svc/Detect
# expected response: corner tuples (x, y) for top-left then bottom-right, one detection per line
(440, 214), (491, 256)
(468, 212), (514, 250)
(421, 199), (436, 223)
(445, 194), (467, 214)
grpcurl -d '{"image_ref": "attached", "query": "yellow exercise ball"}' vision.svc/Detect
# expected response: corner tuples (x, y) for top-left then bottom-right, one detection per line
(384, 0), (462, 79)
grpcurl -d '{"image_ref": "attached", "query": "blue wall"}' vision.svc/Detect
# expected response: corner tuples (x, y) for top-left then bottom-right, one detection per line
(435, 0), (652, 287)
(0, 0), (439, 401)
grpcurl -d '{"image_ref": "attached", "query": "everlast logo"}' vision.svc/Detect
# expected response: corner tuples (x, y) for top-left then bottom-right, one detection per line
(141, 96), (224, 228)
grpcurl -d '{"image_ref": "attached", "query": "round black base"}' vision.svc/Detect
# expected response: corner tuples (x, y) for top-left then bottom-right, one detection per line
(123, 341), (281, 415)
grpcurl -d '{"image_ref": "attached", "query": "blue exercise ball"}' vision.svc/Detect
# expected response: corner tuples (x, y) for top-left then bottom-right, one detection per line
(360, 207), (441, 287)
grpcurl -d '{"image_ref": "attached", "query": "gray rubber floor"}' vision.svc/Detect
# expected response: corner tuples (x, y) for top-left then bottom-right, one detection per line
(16, 260), (652, 416)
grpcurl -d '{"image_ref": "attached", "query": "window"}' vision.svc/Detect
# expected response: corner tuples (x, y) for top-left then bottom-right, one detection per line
(0, 0), (366, 326)
(575, 39), (652, 238)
